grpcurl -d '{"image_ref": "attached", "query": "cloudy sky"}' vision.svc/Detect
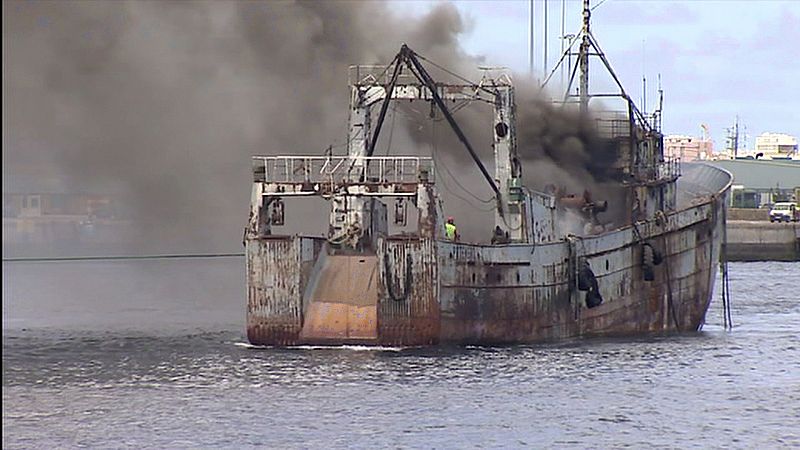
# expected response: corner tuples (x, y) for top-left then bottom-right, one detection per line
(390, 0), (800, 151)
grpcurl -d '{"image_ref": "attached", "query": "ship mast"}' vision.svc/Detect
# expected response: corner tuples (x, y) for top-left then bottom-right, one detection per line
(579, 0), (590, 116)
(541, 0), (653, 132)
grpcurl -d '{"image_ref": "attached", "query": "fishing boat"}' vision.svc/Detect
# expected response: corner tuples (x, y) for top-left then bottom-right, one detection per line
(243, 1), (732, 346)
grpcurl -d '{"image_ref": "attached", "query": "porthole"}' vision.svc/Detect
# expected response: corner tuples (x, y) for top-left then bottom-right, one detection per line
(495, 122), (509, 138)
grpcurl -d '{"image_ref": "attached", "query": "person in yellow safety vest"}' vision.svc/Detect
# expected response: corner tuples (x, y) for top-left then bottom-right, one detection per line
(445, 216), (459, 241)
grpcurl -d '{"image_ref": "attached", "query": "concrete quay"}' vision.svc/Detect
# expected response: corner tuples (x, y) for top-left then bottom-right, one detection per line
(726, 220), (800, 261)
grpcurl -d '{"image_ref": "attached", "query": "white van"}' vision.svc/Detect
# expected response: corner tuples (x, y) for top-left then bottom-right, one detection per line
(769, 202), (799, 222)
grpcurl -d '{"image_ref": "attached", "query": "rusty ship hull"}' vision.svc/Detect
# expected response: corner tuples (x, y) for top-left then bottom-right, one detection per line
(246, 164), (731, 347)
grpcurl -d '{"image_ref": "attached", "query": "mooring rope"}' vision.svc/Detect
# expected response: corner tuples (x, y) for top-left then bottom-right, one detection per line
(2, 253), (245, 263)
(719, 197), (734, 330)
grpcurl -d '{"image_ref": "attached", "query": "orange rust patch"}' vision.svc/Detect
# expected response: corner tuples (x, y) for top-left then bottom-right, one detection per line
(300, 255), (379, 342)
(301, 302), (377, 340)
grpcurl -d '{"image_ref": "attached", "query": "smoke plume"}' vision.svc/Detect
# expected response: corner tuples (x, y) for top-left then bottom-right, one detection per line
(3, 0), (622, 252)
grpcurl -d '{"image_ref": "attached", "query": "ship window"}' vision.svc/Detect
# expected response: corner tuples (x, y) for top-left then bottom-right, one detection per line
(516, 272), (521, 282)
(605, 260), (609, 270)
(472, 273), (476, 283)
(495, 122), (509, 138)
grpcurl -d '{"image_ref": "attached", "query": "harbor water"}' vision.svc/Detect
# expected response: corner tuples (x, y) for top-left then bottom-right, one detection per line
(3, 259), (798, 448)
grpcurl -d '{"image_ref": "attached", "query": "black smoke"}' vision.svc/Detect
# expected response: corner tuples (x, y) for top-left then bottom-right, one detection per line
(4, 0), (624, 252)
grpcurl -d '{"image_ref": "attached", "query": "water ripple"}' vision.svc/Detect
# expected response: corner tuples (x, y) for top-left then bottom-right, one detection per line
(4, 261), (800, 449)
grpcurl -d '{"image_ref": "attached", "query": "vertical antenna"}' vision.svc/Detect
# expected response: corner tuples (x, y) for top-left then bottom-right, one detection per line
(734, 116), (740, 158)
(560, 0), (566, 87)
(743, 124), (748, 152)
(641, 39), (647, 116)
(657, 73), (663, 132)
(726, 118), (740, 158)
(543, 0), (548, 79)
(529, 0), (535, 77)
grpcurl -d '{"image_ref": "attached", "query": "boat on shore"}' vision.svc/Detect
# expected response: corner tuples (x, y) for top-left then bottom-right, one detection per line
(243, 1), (732, 346)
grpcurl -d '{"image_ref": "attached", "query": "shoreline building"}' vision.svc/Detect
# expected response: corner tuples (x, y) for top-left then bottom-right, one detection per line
(664, 135), (713, 161)
(754, 133), (798, 159)
(2, 170), (133, 256)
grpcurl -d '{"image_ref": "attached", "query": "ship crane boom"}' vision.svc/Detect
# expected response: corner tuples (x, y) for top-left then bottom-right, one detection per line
(366, 45), (501, 199)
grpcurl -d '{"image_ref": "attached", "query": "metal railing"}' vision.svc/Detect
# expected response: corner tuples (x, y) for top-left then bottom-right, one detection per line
(594, 114), (631, 140)
(632, 157), (681, 183)
(252, 155), (435, 185)
(349, 64), (418, 87)
(347, 64), (510, 93)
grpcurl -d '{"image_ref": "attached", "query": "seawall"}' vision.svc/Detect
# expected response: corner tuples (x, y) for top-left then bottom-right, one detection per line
(726, 220), (800, 261)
